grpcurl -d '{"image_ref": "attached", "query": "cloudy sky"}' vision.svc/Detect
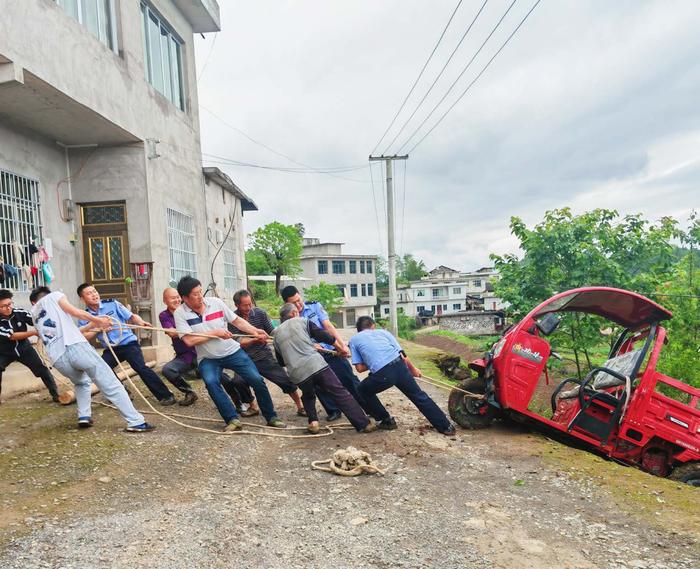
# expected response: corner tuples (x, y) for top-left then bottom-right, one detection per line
(195, 0), (700, 271)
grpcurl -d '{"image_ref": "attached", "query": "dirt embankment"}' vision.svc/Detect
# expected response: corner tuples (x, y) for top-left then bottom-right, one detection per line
(412, 333), (481, 362)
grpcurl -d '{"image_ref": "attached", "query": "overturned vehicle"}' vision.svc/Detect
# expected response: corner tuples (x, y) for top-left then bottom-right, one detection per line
(448, 287), (700, 486)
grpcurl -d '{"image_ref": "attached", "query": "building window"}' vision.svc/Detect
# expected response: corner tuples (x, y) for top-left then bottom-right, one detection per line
(222, 236), (237, 292)
(350, 284), (358, 297)
(336, 284), (346, 298)
(432, 288), (441, 298)
(417, 289), (425, 297)
(332, 260), (345, 274)
(417, 306), (425, 312)
(141, 2), (185, 110)
(384, 308), (389, 315)
(366, 260), (373, 273)
(453, 287), (461, 294)
(443, 304), (448, 310)
(473, 279), (482, 287)
(360, 260), (366, 273)
(453, 303), (461, 310)
(367, 283), (374, 296)
(318, 260), (328, 274)
(349, 260), (357, 273)
(166, 208), (197, 284)
(361, 284), (367, 296)
(56, 0), (115, 50)
(0, 170), (44, 291)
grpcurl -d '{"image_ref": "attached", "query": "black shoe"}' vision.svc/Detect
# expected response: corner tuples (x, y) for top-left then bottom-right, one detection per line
(326, 410), (342, 422)
(78, 417), (94, 429)
(51, 394), (60, 403)
(378, 417), (398, 430)
(160, 396), (177, 407)
(179, 391), (198, 407)
(440, 425), (457, 437)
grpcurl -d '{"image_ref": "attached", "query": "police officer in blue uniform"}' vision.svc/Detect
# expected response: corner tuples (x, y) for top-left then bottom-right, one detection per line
(281, 286), (371, 421)
(77, 283), (177, 405)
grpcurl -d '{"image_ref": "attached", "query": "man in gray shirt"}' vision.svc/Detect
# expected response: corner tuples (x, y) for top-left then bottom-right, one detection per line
(273, 303), (375, 435)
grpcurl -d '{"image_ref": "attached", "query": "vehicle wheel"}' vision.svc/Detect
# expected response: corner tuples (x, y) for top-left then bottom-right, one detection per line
(448, 376), (497, 429)
(670, 462), (700, 487)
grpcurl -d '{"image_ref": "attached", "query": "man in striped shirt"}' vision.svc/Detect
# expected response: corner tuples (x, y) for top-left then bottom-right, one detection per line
(0, 289), (59, 403)
(228, 290), (305, 417)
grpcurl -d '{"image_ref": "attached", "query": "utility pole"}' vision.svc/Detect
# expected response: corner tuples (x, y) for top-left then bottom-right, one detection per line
(369, 154), (408, 337)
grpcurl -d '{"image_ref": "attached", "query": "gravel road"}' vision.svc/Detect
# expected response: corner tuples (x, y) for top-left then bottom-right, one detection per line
(1, 371), (698, 569)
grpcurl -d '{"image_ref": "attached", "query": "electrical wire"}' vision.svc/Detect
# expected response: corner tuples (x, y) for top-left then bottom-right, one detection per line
(205, 200), (238, 297)
(200, 105), (367, 182)
(197, 32), (218, 82)
(403, 0), (541, 154)
(381, 0), (490, 155)
(371, 0), (465, 155)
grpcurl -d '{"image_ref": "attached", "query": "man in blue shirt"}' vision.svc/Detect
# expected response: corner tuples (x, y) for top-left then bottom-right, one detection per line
(349, 316), (455, 436)
(281, 286), (368, 422)
(77, 283), (176, 406)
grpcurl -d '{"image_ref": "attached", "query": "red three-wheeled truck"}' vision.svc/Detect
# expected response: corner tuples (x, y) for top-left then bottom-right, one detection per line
(448, 287), (700, 485)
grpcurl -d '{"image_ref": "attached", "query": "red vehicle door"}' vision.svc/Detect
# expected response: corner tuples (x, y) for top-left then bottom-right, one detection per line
(497, 328), (550, 410)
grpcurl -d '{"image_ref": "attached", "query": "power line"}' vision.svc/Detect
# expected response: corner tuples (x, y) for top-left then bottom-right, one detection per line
(202, 152), (365, 173)
(197, 32), (218, 82)
(381, 0), (490, 155)
(200, 105), (366, 182)
(397, 0), (521, 154)
(371, 0), (465, 155)
(405, 0), (541, 154)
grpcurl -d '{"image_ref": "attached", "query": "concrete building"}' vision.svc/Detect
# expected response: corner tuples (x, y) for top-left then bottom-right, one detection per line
(379, 266), (504, 318)
(282, 237), (378, 329)
(0, 1), (258, 396)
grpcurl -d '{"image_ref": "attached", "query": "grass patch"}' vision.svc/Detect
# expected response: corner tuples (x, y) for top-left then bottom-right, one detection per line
(401, 339), (458, 385)
(420, 330), (499, 352)
(541, 438), (700, 543)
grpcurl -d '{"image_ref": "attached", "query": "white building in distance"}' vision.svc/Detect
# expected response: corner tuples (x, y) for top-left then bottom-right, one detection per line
(379, 265), (507, 318)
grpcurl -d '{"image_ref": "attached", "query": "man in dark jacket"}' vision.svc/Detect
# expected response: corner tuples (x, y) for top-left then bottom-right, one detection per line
(0, 289), (59, 403)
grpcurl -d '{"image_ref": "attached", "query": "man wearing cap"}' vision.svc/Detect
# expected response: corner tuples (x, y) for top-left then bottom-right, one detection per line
(280, 285), (369, 421)
(77, 283), (176, 406)
(349, 316), (455, 436)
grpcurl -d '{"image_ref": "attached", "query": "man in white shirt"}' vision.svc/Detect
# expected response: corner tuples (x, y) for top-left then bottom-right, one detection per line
(29, 286), (155, 432)
(174, 276), (286, 432)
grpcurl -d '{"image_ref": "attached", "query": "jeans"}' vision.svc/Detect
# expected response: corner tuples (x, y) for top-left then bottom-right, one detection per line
(358, 358), (452, 432)
(0, 347), (59, 399)
(161, 357), (197, 393)
(198, 349), (278, 424)
(299, 367), (369, 430)
(53, 342), (145, 427)
(102, 341), (173, 401)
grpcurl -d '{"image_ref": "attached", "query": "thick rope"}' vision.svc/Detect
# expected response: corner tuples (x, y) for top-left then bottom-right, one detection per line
(311, 446), (386, 476)
(415, 374), (486, 399)
(100, 328), (336, 439)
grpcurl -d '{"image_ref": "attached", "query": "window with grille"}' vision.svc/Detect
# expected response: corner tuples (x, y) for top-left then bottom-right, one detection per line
(332, 260), (345, 274)
(166, 208), (197, 284)
(348, 260), (357, 273)
(141, 2), (184, 110)
(317, 260), (328, 274)
(222, 236), (237, 292)
(0, 171), (44, 291)
(367, 283), (374, 296)
(56, 0), (116, 50)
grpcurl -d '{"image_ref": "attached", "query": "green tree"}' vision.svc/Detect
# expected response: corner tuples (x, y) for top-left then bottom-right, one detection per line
(397, 253), (428, 283)
(657, 213), (700, 388)
(490, 208), (679, 377)
(375, 257), (389, 288)
(303, 281), (344, 313)
(248, 222), (303, 294)
(245, 249), (273, 276)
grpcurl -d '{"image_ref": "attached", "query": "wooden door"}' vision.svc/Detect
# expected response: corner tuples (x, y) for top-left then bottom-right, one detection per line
(80, 202), (130, 304)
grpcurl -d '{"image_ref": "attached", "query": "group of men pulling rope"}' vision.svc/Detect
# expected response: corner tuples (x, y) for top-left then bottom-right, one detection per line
(0, 276), (456, 437)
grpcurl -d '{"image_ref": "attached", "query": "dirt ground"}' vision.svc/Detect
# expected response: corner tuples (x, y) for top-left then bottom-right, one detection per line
(0, 340), (698, 569)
